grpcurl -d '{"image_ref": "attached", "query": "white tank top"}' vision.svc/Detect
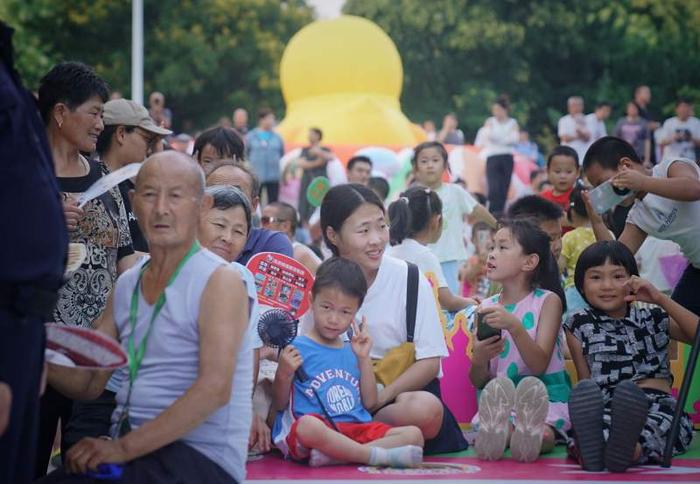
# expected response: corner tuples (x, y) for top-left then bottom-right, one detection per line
(112, 248), (253, 482)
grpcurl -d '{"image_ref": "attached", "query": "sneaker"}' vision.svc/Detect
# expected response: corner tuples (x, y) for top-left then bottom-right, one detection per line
(569, 379), (605, 471)
(475, 377), (516, 461)
(605, 380), (648, 472)
(510, 377), (549, 462)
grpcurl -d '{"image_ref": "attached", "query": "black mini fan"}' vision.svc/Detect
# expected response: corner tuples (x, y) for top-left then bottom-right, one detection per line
(257, 308), (308, 381)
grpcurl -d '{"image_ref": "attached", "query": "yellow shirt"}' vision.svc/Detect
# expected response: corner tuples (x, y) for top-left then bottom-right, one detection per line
(561, 227), (597, 288)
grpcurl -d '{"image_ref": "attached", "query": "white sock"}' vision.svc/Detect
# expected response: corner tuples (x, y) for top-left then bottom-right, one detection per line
(368, 445), (423, 468)
(309, 449), (345, 467)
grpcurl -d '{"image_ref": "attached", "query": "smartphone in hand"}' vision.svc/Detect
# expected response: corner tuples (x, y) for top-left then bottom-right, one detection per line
(476, 311), (502, 341)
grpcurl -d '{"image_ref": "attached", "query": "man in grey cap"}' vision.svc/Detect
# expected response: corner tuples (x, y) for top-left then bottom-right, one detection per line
(97, 98), (172, 252)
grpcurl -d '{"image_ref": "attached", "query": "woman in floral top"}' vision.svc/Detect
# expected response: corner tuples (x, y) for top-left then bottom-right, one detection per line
(34, 62), (134, 477)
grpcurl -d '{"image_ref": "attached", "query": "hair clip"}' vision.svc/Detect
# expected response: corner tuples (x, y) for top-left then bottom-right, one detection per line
(400, 196), (409, 204)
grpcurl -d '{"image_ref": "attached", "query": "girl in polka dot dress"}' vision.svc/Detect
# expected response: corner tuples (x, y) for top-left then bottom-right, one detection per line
(470, 219), (571, 462)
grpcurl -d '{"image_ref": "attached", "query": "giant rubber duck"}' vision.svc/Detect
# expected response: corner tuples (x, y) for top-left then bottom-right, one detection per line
(276, 15), (425, 147)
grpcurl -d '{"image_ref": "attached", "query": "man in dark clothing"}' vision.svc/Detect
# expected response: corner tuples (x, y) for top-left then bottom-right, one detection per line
(633, 85), (660, 165)
(0, 22), (68, 483)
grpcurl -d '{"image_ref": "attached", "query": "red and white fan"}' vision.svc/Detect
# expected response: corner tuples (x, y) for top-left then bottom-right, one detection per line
(45, 323), (127, 369)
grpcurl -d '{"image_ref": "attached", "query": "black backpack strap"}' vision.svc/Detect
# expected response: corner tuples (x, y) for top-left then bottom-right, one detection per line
(405, 262), (419, 343)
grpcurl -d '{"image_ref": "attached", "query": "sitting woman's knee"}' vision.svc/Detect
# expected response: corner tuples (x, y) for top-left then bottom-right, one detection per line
(414, 392), (443, 421)
(401, 392), (443, 434)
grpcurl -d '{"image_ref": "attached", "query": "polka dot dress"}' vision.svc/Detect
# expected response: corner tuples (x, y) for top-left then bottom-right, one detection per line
(478, 288), (572, 438)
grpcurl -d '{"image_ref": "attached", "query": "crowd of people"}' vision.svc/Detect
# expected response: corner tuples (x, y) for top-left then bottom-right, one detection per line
(2, 21), (700, 484)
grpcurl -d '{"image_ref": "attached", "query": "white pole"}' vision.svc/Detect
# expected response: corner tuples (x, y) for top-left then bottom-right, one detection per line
(131, 0), (144, 104)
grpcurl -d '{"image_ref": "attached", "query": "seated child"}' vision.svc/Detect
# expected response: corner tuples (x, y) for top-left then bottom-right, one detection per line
(271, 257), (424, 467)
(565, 241), (697, 472)
(560, 185), (597, 319)
(582, 136), (700, 316)
(387, 186), (479, 311)
(470, 219), (570, 463)
(540, 146), (580, 234)
(507, 195), (565, 265)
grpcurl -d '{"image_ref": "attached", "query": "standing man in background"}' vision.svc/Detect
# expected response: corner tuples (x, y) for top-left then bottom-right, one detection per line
(558, 96), (590, 163)
(233, 108), (249, 134)
(246, 107), (285, 204)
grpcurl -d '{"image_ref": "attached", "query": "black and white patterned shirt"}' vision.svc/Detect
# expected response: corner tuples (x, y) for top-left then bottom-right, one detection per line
(564, 304), (671, 389)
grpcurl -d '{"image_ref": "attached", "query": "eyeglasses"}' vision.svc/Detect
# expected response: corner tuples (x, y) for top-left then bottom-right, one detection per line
(135, 129), (160, 151)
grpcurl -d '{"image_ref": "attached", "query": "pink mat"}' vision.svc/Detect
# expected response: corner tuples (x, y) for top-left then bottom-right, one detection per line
(246, 453), (700, 481)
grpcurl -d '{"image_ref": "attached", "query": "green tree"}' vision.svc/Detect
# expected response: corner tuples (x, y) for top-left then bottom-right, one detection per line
(344, 0), (700, 149)
(1, 0), (313, 130)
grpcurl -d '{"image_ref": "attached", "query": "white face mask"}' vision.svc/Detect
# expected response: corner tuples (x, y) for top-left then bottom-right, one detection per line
(588, 179), (633, 214)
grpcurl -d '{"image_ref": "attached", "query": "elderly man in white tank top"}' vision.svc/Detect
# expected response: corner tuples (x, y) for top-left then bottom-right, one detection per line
(42, 152), (253, 483)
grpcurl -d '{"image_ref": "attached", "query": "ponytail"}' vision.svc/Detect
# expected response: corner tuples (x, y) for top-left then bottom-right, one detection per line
(388, 197), (412, 245)
(501, 219), (566, 312)
(387, 186), (443, 246)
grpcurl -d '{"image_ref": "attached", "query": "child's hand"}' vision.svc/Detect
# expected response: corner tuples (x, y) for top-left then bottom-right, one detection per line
(278, 345), (303, 378)
(471, 334), (504, 366)
(466, 296), (482, 306)
(612, 167), (648, 193)
(350, 316), (372, 360)
(479, 305), (521, 332)
(624, 275), (663, 305)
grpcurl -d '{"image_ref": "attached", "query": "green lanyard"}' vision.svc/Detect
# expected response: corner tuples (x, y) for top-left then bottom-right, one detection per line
(127, 241), (200, 384)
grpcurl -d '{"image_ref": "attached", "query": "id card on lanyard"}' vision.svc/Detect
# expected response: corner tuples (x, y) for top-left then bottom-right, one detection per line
(113, 241), (200, 438)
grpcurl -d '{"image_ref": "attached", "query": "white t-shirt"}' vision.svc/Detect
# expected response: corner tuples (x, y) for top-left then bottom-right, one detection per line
(301, 256), (448, 362)
(660, 116), (700, 161)
(387, 238), (448, 289)
(481, 117), (519, 158)
(585, 113), (607, 144)
(428, 183), (478, 263)
(635, 237), (686, 293)
(229, 262), (263, 349)
(627, 157), (700, 268)
(558, 114), (589, 163)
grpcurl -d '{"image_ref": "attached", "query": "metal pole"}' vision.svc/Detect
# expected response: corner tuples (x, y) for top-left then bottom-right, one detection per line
(662, 319), (700, 467)
(131, 0), (144, 104)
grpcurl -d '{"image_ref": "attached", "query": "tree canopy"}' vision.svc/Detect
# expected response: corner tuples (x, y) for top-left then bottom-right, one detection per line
(2, 0), (313, 131)
(344, 0), (700, 147)
(4, 0), (700, 144)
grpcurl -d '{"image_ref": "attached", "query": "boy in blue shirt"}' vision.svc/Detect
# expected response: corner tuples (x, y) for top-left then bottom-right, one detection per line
(271, 257), (424, 467)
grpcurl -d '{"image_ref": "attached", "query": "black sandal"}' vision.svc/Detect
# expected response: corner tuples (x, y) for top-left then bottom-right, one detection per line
(569, 379), (605, 472)
(605, 380), (649, 472)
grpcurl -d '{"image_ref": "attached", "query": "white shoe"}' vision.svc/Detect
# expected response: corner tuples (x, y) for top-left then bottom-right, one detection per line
(510, 377), (549, 463)
(475, 377), (516, 461)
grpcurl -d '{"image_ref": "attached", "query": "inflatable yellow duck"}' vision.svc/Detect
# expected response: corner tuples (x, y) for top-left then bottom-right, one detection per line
(276, 15), (425, 146)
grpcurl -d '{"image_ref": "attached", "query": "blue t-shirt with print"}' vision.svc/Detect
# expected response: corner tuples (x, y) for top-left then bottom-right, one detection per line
(280, 335), (371, 424)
